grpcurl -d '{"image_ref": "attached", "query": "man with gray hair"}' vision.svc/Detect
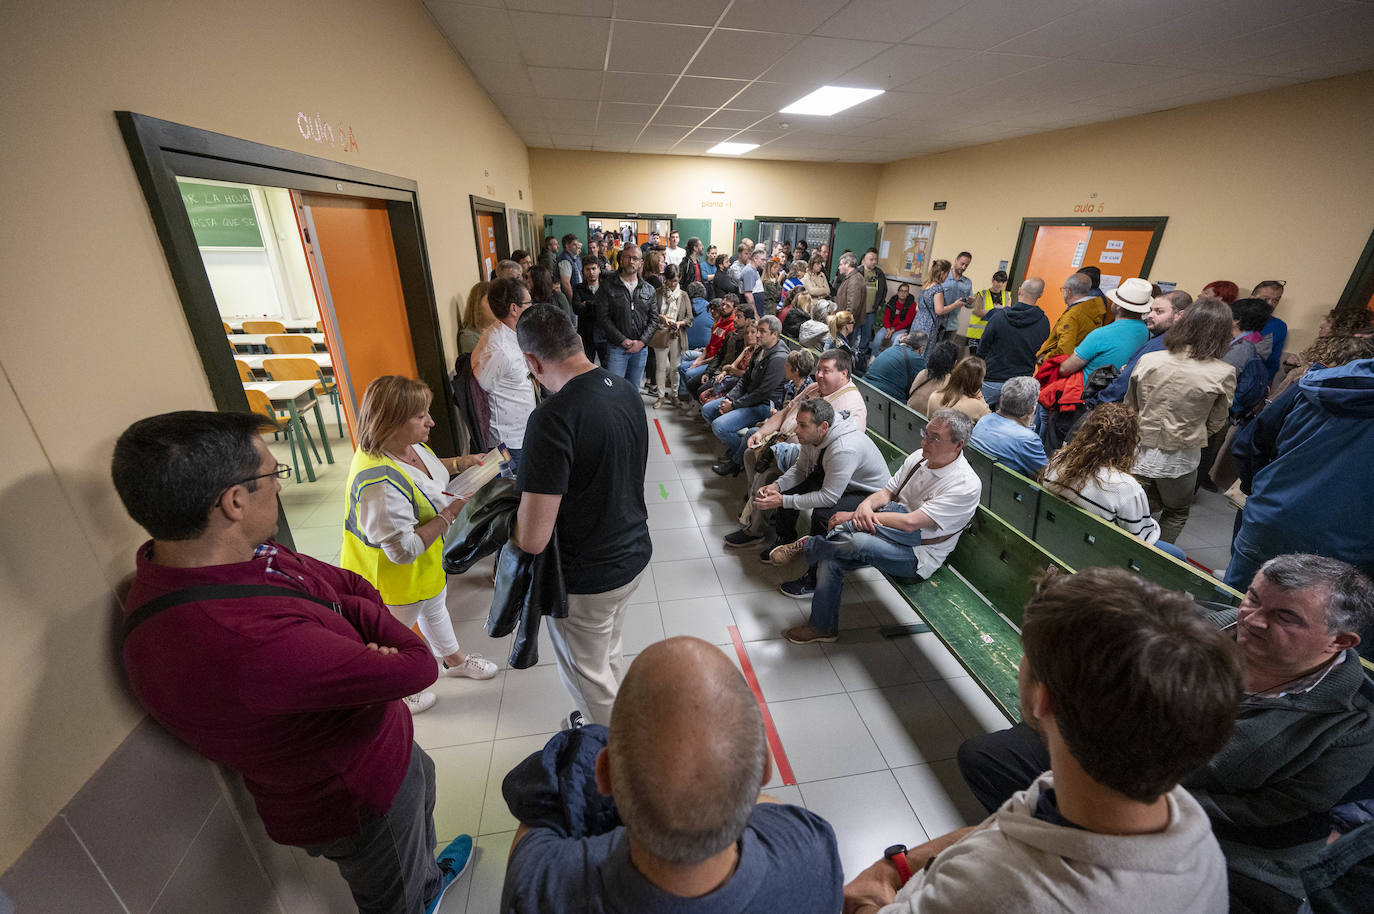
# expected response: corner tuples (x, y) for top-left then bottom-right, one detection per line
(968, 376), (1048, 477)
(771, 409), (982, 643)
(500, 636), (844, 911)
(978, 277), (1050, 408)
(958, 552), (1374, 912)
(1037, 272), (1107, 361)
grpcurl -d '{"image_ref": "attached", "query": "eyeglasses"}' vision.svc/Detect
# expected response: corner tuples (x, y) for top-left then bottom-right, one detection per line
(233, 463), (293, 486)
(920, 428), (944, 444)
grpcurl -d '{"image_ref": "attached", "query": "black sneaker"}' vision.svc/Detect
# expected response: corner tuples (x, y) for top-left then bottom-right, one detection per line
(758, 541), (779, 564)
(724, 529), (765, 549)
(711, 460), (743, 477)
(779, 575), (816, 597)
(565, 710), (585, 730)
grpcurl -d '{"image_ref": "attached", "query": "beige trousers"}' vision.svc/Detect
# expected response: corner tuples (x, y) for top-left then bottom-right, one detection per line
(546, 569), (647, 726)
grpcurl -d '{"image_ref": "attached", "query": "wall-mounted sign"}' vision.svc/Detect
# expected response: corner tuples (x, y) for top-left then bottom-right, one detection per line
(297, 111), (359, 153)
(933, 201), (947, 210)
(1105, 239), (1124, 250)
(701, 199), (733, 208)
(1099, 251), (1123, 264)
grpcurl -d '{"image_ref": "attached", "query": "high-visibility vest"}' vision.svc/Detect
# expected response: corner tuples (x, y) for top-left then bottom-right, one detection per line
(967, 289), (1011, 340)
(340, 447), (445, 606)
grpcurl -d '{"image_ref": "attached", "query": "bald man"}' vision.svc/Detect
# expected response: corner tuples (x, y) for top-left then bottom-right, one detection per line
(500, 637), (843, 912)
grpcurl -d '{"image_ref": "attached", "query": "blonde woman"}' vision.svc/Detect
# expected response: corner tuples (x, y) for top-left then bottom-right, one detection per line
(458, 281), (492, 355)
(910, 259), (952, 355)
(651, 264), (693, 408)
(340, 376), (499, 714)
(824, 310), (856, 358)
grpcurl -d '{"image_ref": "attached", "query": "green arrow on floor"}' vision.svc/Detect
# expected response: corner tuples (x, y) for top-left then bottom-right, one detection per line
(659, 484), (669, 500)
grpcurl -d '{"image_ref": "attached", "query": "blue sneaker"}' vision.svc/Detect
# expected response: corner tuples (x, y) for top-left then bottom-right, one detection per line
(425, 834), (474, 913)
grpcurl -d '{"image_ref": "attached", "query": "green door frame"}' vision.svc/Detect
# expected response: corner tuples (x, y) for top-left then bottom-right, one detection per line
(1336, 225), (1374, 313)
(1007, 216), (1169, 287)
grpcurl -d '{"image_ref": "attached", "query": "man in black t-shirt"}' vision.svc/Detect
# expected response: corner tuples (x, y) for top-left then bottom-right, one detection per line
(512, 304), (652, 726)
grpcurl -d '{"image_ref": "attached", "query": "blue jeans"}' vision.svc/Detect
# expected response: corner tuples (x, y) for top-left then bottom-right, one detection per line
(982, 379), (1005, 411)
(772, 442), (801, 474)
(606, 345), (649, 392)
(709, 402), (772, 465)
(803, 506), (923, 635)
(1155, 540), (1185, 560)
(850, 312), (876, 355)
(679, 358), (708, 398)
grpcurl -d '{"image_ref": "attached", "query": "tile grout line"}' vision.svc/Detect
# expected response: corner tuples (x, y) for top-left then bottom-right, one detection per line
(60, 814), (133, 914)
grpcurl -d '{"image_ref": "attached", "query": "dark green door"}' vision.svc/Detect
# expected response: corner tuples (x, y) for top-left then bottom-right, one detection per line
(832, 221), (878, 261)
(543, 214), (589, 247)
(674, 217), (713, 251)
(733, 218), (759, 252)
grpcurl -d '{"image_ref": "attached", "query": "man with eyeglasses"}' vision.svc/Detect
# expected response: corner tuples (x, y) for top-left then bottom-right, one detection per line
(594, 242), (659, 392)
(113, 410), (474, 914)
(769, 410), (982, 644)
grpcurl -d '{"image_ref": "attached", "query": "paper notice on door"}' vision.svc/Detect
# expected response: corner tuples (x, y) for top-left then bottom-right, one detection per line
(1098, 251), (1123, 264)
(1071, 241), (1087, 269)
(1105, 239), (1124, 250)
(1098, 274), (1122, 292)
(879, 240), (890, 258)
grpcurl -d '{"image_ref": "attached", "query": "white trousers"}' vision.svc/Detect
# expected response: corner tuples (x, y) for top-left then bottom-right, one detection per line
(546, 570), (646, 726)
(386, 588), (460, 659)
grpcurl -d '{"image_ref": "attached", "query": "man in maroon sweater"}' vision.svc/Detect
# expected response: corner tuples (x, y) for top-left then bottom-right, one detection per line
(112, 410), (471, 914)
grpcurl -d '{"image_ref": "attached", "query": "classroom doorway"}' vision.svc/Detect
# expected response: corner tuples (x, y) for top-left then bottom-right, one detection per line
(1009, 218), (1167, 326)
(470, 195), (509, 281)
(120, 111), (456, 555)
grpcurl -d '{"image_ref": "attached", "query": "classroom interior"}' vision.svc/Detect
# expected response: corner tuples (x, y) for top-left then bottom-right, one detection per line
(4, 0), (1374, 910)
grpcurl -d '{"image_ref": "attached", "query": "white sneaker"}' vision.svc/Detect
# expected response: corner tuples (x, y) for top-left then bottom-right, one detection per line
(446, 654), (499, 680)
(404, 692), (437, 714)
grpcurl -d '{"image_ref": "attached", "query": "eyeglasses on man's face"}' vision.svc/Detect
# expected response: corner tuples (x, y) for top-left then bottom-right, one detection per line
(236, 463), (293, 486)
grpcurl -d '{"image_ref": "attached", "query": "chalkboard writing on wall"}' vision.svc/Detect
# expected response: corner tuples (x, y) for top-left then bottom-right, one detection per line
(177, 179), (264, 248)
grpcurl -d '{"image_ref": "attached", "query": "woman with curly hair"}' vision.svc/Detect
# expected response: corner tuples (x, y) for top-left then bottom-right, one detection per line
(1270, 308), (1374, 398)
(1043, 403), (1184, 554)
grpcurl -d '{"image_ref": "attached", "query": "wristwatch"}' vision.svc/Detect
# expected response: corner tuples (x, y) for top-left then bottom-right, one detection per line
(884, 844), (913, 886)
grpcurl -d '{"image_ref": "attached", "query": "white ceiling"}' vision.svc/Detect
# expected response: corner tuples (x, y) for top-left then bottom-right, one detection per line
(423, 0), (1374, 162)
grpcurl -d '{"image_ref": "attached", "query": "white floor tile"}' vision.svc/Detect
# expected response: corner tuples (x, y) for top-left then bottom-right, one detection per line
(820, 633), (924, 691)
(849, 682), (967, 768)
(430, 742), (494, 843)
(893, 631), (971, 682)
(495, 664), (573, 739)
(646, 501), (698, 530)
(652, 557), (724, 599)
(649, 526), (711, 561)
(412, 672), (505, 750)
(742, 639), (845, 702)
(768, 693), (887, 782)
(892, 759), (990, 837)
(657, 596), (737, 645)
(926, 677), (1014, 740)
(798, 770), (928, 881)
(646, 478), (688, 503)
(620, 602), (666, 655)
(725, 591), (807, 642)
(712, 554), (786, 595)
(462, 830), (515, 914)
(478, 733), (555, 836)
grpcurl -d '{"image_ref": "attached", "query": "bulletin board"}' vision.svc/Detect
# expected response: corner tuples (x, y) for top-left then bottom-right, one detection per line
(878, 221), (937, 285)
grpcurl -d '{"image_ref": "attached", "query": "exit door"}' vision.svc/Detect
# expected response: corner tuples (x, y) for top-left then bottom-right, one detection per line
(1011, 218), (1167, 326)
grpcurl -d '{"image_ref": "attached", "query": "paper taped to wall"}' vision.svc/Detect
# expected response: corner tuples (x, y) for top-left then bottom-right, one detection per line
(1098, 251), (1123, 264)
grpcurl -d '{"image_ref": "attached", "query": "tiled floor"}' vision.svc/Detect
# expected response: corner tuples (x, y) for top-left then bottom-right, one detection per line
(272, 396), (1239, 911)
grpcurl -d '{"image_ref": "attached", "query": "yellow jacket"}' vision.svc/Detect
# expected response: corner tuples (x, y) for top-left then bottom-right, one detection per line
(1037, 297), (1109, 361)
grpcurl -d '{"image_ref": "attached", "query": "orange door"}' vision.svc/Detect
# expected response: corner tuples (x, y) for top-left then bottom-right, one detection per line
(1022, 225), (1091, 326)
(1081, 227), (1157, 295)
(477, 210), (497, 280)
(297, 193), (418, 444)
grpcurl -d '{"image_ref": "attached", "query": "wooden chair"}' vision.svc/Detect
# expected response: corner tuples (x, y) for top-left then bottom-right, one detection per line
(245, 388), (303, 483)
(243, 319), (286, 334)
(266, 334), (314, 354)
(234, 359), (255, 383)
(263, 357), (343, 437)
(222, 321), (232, 334)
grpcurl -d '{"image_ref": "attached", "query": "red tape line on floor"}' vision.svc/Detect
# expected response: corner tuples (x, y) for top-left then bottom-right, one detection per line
(728, 624), (796, 786)
(654, 418), (671, 455)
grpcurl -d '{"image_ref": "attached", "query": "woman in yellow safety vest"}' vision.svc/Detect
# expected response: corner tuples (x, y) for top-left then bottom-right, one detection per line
(341, 376), (498, 715)
(966, 269), (1012, 354)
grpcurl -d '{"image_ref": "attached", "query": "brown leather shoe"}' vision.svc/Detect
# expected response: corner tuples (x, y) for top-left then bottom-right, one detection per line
(781, 624), (838, 645)
(768, 537), (809, 566)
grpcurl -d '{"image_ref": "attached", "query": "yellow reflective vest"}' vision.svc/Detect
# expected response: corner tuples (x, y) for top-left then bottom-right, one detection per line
(340, 447), (445, 606)
(967, 288), (1011, 341)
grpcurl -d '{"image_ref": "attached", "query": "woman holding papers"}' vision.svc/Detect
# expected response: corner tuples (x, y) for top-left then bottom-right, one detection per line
(340, 376), (499, 715)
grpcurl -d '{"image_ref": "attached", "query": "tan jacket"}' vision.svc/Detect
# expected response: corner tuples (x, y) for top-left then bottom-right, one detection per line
(1127, 349), (1236, 451)
(929, 389), (991, 424)
(756, 380), (868, 443)
(1037, 297), (1108, 360)
(802, 271), (831, 300)
(907, 370), (945, 417)
(834, 267), (867, 320)
(655, 286), (694, 348)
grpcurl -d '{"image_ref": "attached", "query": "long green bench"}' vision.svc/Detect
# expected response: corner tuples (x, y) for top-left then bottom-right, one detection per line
(867, 432), (1073, 722)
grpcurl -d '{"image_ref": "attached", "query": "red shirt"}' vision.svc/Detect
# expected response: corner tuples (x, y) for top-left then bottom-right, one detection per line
(704, 314), (736, 359)
(122, 541), (438, 845)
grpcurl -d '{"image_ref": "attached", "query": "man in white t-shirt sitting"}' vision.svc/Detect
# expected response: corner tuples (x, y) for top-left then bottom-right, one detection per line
(842, 567), (1238, 914)
(770, 409), (981, 643)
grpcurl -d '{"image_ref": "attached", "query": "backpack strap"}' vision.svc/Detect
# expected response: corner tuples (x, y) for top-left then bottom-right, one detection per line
(122, 584), (340, 641)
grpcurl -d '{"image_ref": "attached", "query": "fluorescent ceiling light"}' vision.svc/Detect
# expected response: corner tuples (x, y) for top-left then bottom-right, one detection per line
(708, 141), (759, 156)
(780, 86), (884, 116)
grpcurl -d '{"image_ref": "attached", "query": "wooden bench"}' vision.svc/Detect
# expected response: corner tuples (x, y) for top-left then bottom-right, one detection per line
(867, 432), (1073, 722)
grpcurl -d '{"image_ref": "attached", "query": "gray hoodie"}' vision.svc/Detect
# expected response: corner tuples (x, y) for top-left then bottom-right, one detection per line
(882, 773), (1228, 913)
(775, 412), (889, 510)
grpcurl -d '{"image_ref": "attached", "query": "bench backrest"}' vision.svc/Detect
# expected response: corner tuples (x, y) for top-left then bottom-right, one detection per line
(987, 462), (1040, 538)
(859, 383), (891, 440)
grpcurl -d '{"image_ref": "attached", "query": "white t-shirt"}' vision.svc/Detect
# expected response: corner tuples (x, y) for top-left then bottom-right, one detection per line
(663, 245), (685, 266)
(356, 445), (456, 565)
(884, 449), (982, 578)
(1043, 465), (1161, 544)
(472, 322), (537, 447)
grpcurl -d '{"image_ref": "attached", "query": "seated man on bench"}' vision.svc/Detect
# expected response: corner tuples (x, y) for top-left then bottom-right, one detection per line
(958, 553), (1374, 913)
(770, 409), (981, 644)
(843, 567), (1239, 914)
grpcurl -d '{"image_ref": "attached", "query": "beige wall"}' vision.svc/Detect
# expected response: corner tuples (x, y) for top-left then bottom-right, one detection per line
(0, 0), (529, 868)
(873, 70), (1374, 353)
(529, 149), (882, 251)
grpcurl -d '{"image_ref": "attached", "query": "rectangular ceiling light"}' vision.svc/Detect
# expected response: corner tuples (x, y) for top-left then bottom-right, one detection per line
(780, 86), (884, 116)
(708, 141), (759, 156)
